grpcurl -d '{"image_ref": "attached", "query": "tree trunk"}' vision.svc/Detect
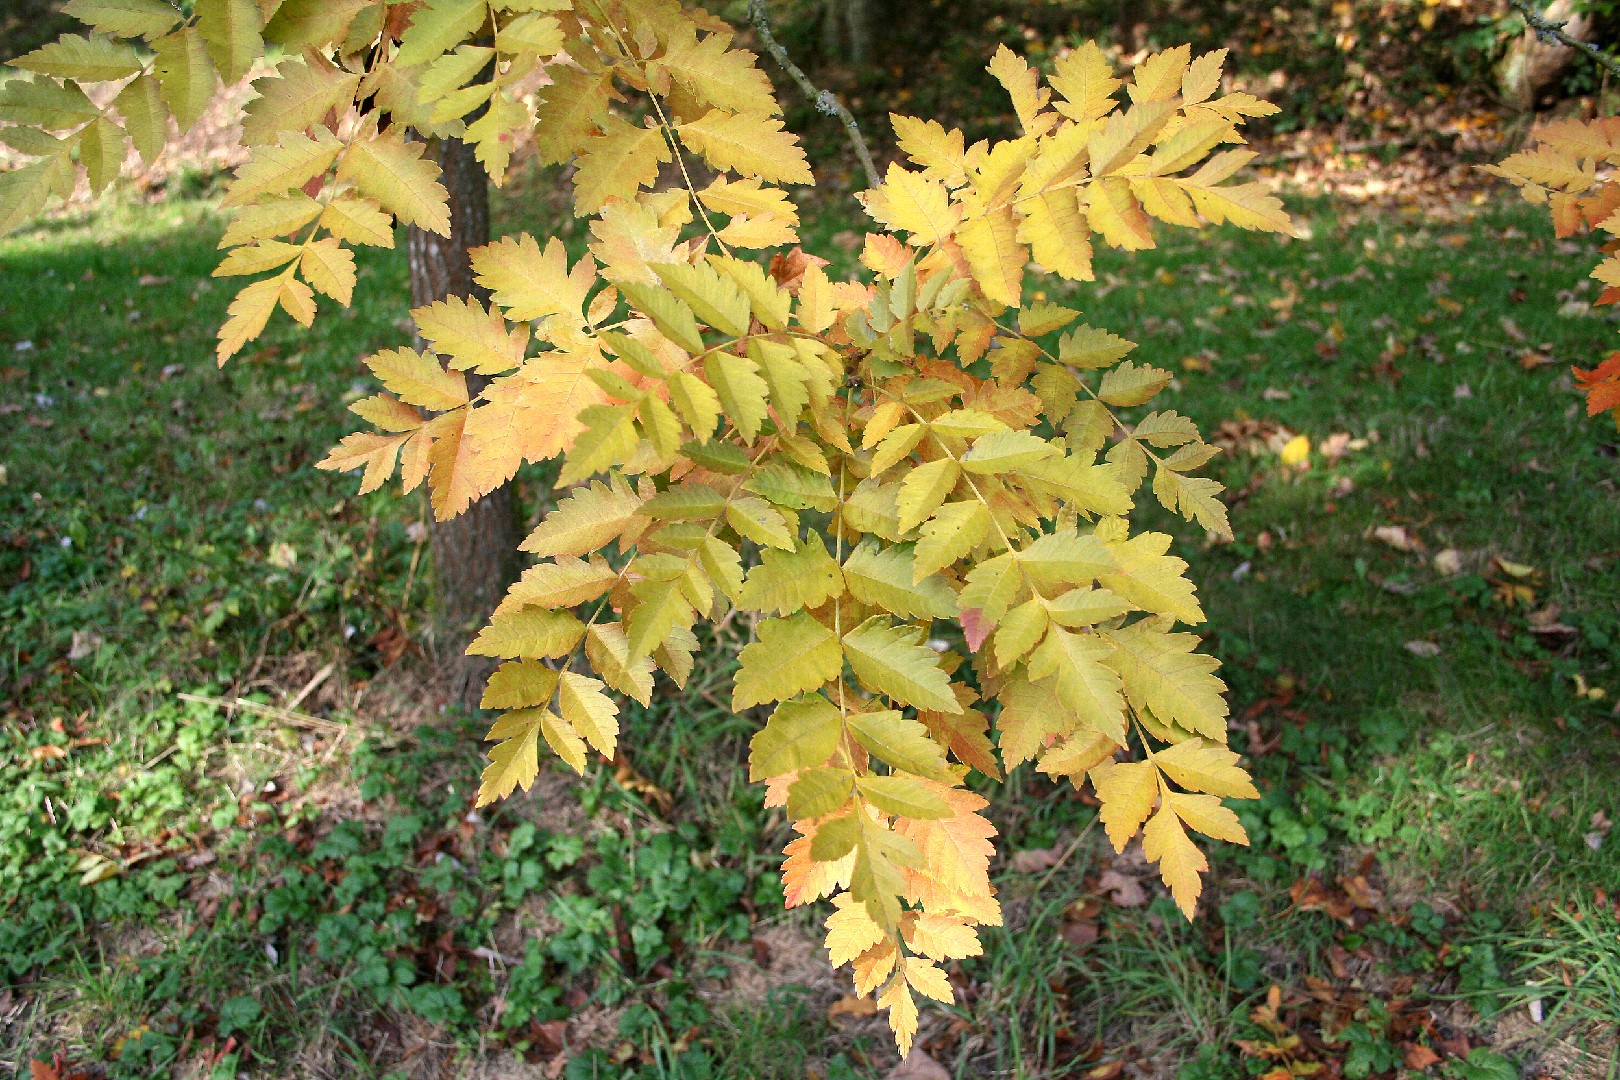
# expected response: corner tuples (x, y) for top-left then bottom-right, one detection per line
(407, 135), (522, 707)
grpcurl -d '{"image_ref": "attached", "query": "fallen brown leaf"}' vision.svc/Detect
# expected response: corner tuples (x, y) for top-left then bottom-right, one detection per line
(1096, 869), (1148, 907)
(827, 994), (879, 1023)
(1403, 1044), (1442, 1069)
(1009, 845), (1064, 874)
(886, 1048), (951, 1080)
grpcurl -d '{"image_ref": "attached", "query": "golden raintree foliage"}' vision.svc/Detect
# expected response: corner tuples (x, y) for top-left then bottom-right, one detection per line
(0, 3), (1294, 1053)
(1487, 119), (1620, 427)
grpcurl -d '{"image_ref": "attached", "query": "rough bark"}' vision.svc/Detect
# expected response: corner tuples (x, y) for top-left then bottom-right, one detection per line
(408, 135), (522, 707)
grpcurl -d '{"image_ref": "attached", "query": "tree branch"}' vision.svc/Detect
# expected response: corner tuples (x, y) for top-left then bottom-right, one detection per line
(1508, 0), (1620, 82)
(747, 0), (880, 189)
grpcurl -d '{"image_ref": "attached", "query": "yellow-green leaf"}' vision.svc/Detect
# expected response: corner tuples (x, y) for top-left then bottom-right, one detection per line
(466, 606), (586, 659)
(472, 232), (594, 328)
(221, 126), (341, 208)
(1027, 626), (1127, 744)
(789, 766), (856, 819)
(474, 707), (543, 805)
(299, 237), (356, 305)
(241, 54), (360, 146)
(396, 0), (488, 66)
(732, 611), (842, 710)
(1098, 532), (1205, 625)
(337, 126), (451, 236)
(857, 774), (954, 820)
(364, 346), (467, 410)
(677, 109), (814, 186)
(896, 458), (960, 534)
(842, 615), (961, 714)
(520, 475), (644, 557)
(749, 695), (843, 781)
(63, 0), (183, 40)
(841, 539), (959, 621)
(1102, 621), (1228, 740)
(320, 193), (396, 247)
(1098, 359), (1172, 406)
(585, 622), (655, 706)
(738, 533), (843, 615)
(195, 0), (264, 83)
(913, 501), (989, 581)
(153, 26), (218, 130)
(481, 658), (560, 710)
(572, 114), (671, 213)
(705, 352), (770, 443)
(414, 295), (528, 374)
(14, 33), (143, 82)
(558, 671), (618, 758)
(846, 709), (950, 780)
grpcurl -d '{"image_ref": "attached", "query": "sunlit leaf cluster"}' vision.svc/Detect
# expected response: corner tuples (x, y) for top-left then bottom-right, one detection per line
(0, 1), (1293, 1053)
(1487, 119), (1620, 428)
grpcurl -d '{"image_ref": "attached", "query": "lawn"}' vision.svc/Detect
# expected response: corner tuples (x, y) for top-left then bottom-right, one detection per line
(2, 170), (1618, 1079)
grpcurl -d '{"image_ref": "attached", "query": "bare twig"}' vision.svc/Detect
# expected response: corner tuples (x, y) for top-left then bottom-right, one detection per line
(748, 0), (880, 189)
(283, 659), (336, 713)
(1508, 0), (1620, 82)
(178, 691), (347, 733)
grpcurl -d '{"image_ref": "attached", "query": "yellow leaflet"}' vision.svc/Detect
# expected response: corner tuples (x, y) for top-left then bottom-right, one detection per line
(474, 708), (544, 805)
(413, 295), (528, 375)
(315, 430), (411, 494)
(585, 623), (655, 706)
(481, 659), (560, 710)
(62, 0), (183, 40)
(1027, 627), (1127, 745)
(572, 114), (671, 214)
(958, 207), (1025, 307)
(241, 54), (360, 146)
(558, 672), (618, 759)
(986, 44), (1054, 137)
(495, 556), (618, 614)
(1092, 758), (1158, 851)
(863, 162), (960, 246)
(320, 194), (396, 248)
(471, 233), (595, 328)
(14, 33), (143, 82)
(364, 346), (468, 410)
(842, 616), (962, 714)
(890, 113), (973, 187)
(113, 74), (168, 164)
(299, 237), (355, 305)
(466, 606), (586, 659)
(659, 24), (779, 116)
(221, 127), (341, 208)
(1143, 801), (1206, 919)
(678, 109), (814, 186)
(337, 126), (452, 236)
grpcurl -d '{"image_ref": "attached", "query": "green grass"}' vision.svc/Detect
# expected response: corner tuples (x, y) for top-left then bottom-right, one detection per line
(3, 179), (1619, 1079)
